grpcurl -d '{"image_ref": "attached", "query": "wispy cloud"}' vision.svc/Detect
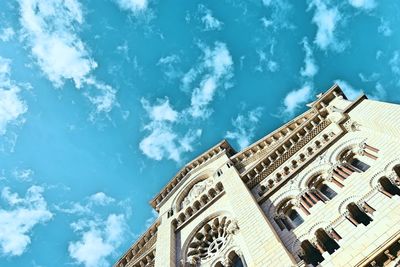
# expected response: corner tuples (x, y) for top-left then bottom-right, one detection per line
(12, 168), (34, 182)
(0, 27), (15, 42)
(18, 0), (117, 118)
(279, 84), (313, 118)
(157, 54), (182, 81)
(141, 42), (233, 162)
(334, 80), (361, 100)
(378, 19), (392, 37)
(58, 192), (130, 267)
(308, 0), (344, 51)
(199, 5), (223, 31)
(226, 107), (264, 150)
(261, 0), (294, 31)
(139, 97), (202, 162)
(113, 0), (148, 13)
(0, 57), (28, 136)
(0, 186), (53, 256)
(300, 38), (318, 78)
(68, 214), (127, 267)
(55, 192), (116, 215)
(348, 0), (376, 10)
(334, 79), (387, 100)
(389, 51), (400, 86)
(255, 49), (279, 73)
(185, 42), (233, 119)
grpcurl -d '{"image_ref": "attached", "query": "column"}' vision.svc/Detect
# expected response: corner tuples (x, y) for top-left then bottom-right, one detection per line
(222, 165), (296, 266)
(154, 215), (176, 267)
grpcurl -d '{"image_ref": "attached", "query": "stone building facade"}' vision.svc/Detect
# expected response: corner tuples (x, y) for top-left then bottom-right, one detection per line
(115, 85), (400, 267)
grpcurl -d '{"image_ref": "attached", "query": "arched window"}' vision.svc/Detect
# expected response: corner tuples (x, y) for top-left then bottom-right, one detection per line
(346, 202), (373, 226)
(339, 149), (370, 172)
(185, 216), (239, 266)
(300, 240), (324, 266)
(350, 158), (370, 172)
(286, 209), (304, 228)
(315, 228), (340, 254)
(379, 177), (400, 197)
(318, 183), (337, 200)
(307, 174), (337, 202)
(275, 199), (304, 230)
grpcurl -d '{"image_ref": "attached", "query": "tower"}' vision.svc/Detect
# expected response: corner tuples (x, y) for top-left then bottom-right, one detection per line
(115, 84), (400, 266)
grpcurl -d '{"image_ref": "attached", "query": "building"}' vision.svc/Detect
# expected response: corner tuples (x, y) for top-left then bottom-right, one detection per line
(115, 85), (400, 267)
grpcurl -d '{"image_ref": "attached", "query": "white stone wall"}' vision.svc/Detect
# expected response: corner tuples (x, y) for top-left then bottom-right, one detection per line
(260, 97), (400, 266)
(150, 95), (400, 267)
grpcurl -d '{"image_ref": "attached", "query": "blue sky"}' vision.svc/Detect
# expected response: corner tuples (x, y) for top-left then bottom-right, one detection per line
(0, 0), (400, 266)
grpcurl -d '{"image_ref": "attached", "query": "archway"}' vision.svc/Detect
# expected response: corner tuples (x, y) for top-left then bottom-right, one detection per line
(315, 228), (340, 254)
(347, 203), (372, 226)
(379, 177), (400, 196)
(300, 240), (324, 266)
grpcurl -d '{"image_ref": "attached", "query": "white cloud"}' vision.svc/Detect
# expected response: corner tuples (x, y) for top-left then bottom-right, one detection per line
(186, 42), (233, 119)
(88, 192), (115, 206)
(261, 17), (273, 29)
(141, 42), (233, 162)
(18, 0), (117, 117)
(0, 27), (15, 42)
(199, 5), (223, 31)
(145, 209), (158, 228)
(0, 186), (53, 256)
(0, 57), (28, 136)
(139, 96), (203, 162)
(280, 84), (313, 117)
(378, 19), (392, 37)
(113, 0), (148, 13)
(371, 82), (387, 100)
(157, 55), (181, 81)
(84, 78), (117, 120)
(309, 0), (343, 51)
(300, 38), (318, 78)
(334, 79), (387, 101)
(226, 107), (264, 150)
(12, 168), (34, 182)
(334, 80), (361, 100)
(389, 51), (400, 85)
(141, 97), (178, 122)
(68, 214), (127, 267)
(255, 49), (279, 73)
(19, 0), (93, 88)
(55, 192), (116, 215)
(348, 0), (376, 10)
(261, 0), (294, 31)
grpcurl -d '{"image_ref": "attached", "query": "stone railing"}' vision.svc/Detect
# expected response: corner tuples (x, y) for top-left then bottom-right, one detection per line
(115, 222), (159, 267)
(245, 119), (331, 189)
(231, 110), (317, 171)
(126, 249), (156, 267)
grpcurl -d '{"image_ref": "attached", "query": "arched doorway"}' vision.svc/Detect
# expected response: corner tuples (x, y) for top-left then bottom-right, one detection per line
(347, 202), (373, 226)
(379, 177), (400, 196)
(300, 240), (324, 266)
(315, 228), (340, 254)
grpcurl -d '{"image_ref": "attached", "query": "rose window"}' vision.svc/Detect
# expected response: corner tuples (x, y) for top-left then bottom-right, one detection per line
(186, 216), (238, 264)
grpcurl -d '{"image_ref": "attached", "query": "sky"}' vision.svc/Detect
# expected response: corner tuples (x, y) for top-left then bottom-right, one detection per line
(0, 0), (400, 266)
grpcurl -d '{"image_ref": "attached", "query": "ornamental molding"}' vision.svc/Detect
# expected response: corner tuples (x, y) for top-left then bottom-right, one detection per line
(337, 195), (361, 215)
(266, 190), (300, 215)
(183, 215), (239, 266)
(297, 163), (332, 190)
(327, 137), (366, 163)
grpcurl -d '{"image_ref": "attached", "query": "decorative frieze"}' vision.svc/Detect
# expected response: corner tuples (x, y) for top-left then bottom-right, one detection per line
(247, 119), (332, 189)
